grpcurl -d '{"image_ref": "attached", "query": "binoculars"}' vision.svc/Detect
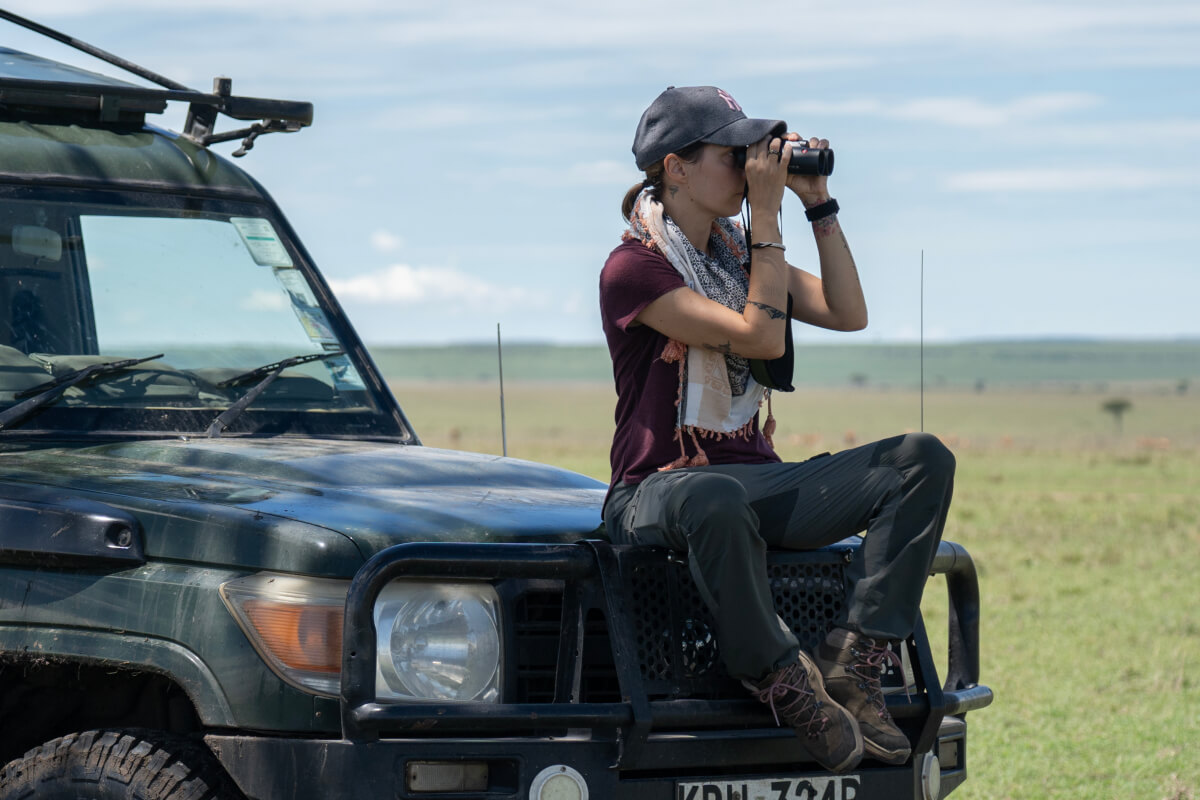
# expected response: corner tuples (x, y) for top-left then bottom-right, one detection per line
(733, 143), (834, 176)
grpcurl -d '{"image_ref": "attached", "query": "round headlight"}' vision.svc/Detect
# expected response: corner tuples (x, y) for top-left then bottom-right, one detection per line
(374, 582), (501, 702)
(921, 752), (941, 800)
(530, 765), (588, 800)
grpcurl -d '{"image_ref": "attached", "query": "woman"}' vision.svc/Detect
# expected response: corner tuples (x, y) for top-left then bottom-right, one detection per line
(599, 86), (956, 774)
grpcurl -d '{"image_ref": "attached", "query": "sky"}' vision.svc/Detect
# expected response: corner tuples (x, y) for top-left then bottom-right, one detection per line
(4, 1), (1198, 346)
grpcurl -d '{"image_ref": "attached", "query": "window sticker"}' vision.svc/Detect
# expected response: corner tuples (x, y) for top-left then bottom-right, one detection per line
(273, 267), (336, 344)
(324, 352), (366, 391)
(231, 217), (294, 267)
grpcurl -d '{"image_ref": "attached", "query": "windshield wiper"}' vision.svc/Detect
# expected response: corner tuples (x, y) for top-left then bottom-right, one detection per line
(205, 351), (344, 438)
(0, 353), (165, 432)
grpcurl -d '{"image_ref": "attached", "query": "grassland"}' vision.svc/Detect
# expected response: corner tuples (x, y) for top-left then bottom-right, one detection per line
(370, 339), (1200, 389)
(387, 366), (1199, 800)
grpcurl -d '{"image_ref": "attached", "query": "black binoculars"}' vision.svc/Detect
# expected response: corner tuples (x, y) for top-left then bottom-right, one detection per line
(733, 143), (834, 176)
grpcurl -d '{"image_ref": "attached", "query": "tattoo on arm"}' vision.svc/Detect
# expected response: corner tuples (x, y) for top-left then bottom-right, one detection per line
(748, 301), (787, 320)
(703, 341), (733, 355)
(814, 213), (838, 238)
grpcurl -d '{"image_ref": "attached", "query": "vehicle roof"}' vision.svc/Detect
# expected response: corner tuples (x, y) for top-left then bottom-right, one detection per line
(0, 46), (152, 89)
(0, 119), (260, 194)
(0, 48), (260, 194)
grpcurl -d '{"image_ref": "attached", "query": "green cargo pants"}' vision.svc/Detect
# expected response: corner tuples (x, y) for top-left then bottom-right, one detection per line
(603, 432), (955, 682)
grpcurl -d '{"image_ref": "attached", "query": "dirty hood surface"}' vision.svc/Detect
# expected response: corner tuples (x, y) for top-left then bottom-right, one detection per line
(0, 438), (608, 565)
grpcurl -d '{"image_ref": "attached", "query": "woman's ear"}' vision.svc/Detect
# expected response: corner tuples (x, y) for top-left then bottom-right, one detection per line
(663, 153), (689, 185)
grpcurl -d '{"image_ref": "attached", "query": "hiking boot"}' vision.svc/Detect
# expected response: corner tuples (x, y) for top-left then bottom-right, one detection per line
(744, 651), (864, 773)
(814, 628), (912, 765)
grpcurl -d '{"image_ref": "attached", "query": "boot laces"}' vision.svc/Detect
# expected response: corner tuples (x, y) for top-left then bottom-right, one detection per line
(752, 663), (829, 738)
(851, 640), (907, 718)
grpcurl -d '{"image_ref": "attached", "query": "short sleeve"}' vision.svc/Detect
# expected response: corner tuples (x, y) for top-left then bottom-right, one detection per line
(599, 240), (686, 333)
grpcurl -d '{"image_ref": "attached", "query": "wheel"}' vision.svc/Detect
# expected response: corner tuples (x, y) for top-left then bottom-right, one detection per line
(0, 729), (243, 800)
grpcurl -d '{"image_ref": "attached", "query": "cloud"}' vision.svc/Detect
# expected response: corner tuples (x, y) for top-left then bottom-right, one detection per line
(942, 167), (1199, 192)
(328, 263), (548, 310)
(21, 1), (1200, 64)
(451, 159), (639, 189)
(786, 93), (1103, 129)
(1032, 119), (1200, 147)
(369, 229), (404, 253)
(565, 160), (638, 186)
(371, 100), (586, 132)
(240, 289), (289, 311)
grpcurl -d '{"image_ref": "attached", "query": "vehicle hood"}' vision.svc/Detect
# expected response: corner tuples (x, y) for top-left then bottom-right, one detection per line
(0, 439), (607, 576)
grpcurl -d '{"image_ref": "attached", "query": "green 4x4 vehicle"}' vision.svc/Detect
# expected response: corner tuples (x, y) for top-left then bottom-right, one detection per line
(0, 13), (992, 800)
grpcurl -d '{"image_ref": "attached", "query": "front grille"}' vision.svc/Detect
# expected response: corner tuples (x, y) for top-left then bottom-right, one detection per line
(626, 550), (848, 698)
(512, 548), (855, 704)
(512, 592), (621, 704)
(512, 591), (562, 704)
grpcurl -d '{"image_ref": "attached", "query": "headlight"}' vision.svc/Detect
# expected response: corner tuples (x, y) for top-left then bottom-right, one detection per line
(220, 573), (348, 697)
(374, 581), (501, 703)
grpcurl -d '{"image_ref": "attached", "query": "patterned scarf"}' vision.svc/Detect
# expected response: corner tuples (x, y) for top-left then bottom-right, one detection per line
(623, 187), (774, 470)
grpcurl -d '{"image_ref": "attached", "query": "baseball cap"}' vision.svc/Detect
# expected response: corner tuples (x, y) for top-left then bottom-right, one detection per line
(632, 86), (787, 170)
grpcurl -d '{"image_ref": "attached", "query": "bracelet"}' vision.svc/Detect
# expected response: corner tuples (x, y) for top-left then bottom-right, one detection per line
(804, 197), (839, 222)
(751, 241), (786, 252)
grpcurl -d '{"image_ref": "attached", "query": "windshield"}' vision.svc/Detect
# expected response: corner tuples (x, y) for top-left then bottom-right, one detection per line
(0, 186), (406, 439)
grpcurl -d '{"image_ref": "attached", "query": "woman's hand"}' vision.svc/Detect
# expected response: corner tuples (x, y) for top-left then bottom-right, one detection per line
(784, 134), (831, 207)
(743, 135), (791, 218)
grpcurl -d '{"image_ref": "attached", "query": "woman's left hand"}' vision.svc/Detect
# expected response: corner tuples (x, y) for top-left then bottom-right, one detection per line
(784, 134), (831, 207)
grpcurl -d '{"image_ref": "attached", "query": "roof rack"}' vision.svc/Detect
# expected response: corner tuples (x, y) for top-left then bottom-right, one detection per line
(0, 9), (312, 157)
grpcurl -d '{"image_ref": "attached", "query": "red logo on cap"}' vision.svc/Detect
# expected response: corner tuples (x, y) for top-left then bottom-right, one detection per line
(717, 89), (742, 112)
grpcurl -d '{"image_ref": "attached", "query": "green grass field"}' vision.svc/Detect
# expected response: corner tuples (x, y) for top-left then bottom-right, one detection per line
(370, 339), (1200, 389)
(388, 378), (1199, 800)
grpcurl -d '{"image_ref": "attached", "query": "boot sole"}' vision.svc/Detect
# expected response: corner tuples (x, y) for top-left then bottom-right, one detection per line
(863, 736), (911, 765)
(796, 652), (864, 773)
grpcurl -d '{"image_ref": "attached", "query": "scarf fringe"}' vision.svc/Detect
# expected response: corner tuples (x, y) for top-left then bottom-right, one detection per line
(660, 338), (687, 364)
(763, 391), (776, 449)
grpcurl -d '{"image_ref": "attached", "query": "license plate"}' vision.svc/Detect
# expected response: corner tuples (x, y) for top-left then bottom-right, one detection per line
(677, 775), (861, 800)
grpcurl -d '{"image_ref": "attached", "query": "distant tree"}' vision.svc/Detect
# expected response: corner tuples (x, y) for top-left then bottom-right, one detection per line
(1178, 379), (1190, 396)
(849, 372), (868, 388)
(974, 379), (986, 393)
(1101, 397), (1132, 434)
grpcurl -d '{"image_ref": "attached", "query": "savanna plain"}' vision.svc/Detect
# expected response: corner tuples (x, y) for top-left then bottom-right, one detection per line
(387, 345), (1199, 800)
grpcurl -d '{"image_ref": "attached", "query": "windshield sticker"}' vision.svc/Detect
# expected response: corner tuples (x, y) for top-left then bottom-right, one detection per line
(326, 353), (366, 390)
(273, 267), (337, 344)
(231, 217), (294, 267)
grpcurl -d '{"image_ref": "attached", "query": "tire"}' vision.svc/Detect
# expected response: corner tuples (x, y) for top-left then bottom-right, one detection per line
(0, 729), (244, 800)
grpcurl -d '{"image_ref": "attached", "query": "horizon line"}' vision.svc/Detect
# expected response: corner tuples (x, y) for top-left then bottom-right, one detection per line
(360, 335), (1200, 348)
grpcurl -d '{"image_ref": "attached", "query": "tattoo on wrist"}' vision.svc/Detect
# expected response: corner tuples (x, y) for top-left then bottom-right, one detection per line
(703, 341), (733, 355)
(814, 213), (838, 238)
(748, 301), (787, 320)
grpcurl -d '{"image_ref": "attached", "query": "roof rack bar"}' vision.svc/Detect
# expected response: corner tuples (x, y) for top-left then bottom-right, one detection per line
(0, 77), (210, 105)
(0, 8), (192, 92)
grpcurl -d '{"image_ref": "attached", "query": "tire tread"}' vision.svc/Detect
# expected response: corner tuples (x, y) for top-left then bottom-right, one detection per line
(0, 729), (243, 800)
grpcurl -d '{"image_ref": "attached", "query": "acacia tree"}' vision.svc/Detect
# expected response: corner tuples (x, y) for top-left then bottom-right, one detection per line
(1101, 397), (1132, 434)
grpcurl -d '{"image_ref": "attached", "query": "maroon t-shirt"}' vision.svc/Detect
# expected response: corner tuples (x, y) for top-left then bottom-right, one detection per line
(599, 238), (779, 494)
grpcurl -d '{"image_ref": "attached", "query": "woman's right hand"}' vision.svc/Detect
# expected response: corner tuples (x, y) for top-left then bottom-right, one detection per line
(743, 135), (791, 218)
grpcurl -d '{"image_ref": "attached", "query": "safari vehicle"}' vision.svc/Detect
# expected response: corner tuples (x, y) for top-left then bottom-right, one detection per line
(0, 12), (992, 800)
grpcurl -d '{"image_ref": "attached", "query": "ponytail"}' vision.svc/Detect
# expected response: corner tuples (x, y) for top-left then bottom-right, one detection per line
(621, 163), (663, 221)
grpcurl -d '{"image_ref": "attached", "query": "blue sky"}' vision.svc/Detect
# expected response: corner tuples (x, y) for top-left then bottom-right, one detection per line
(6, 1), (1199, 345)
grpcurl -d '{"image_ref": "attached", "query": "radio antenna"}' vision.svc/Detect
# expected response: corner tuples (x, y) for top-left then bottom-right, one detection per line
(497, 323), (508, 457)
(920, 250), (925, 433)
